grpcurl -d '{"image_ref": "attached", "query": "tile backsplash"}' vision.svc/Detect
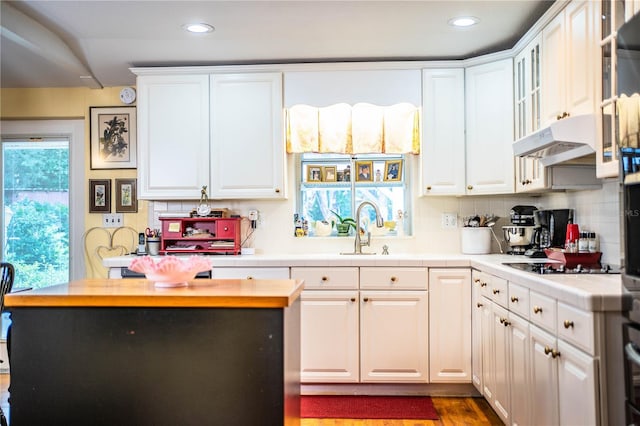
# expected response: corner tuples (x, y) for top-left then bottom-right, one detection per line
(147, 179), (622, 265)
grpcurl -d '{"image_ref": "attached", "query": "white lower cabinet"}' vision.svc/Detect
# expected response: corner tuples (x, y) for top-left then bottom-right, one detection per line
(360, 290), (428, 382)
(473, 268), (601, 426)
(489, 300), (511, 424)
(429, 268), (471, 383)
(530, 323), (599, 426)
(471, 271), (484, 393)
(508, 312), (530, 426)
(300, 290), (359, 382)
(295, 266), (429, 384)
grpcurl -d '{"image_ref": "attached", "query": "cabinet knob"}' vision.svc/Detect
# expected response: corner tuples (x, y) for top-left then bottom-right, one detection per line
(275, 188), (281, 193)
(223, 226), (229, 231)
(426, 186), (432, 191)
(363, 297), (370, 302)
(533, 306), (543, 314)
(552, 350), (561, 358)
(474, 279), (481, 284)
(503, 320), (511, 327)
(390, 276), (397, 283)
(321, 276), (328, 282)
(350, 298), (356, 302)
(544, 346), (553, 356)
(480, 282), (487, 287)
(467, 185), (473, 190)
(477, 302), (483, 308)
(563, 320), (574, 329)
(511, 296), (519, 303)
(246, 276), (253, 280)
(500, 317), (506, 324)
(492, 289), (500, 294)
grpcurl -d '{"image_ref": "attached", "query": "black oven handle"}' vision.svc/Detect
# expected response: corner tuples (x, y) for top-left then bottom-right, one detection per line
(624, 322), (640, 367)
(626, 342), (640, 368)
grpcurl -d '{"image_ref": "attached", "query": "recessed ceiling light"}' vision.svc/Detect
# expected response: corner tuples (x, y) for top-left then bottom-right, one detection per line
(448, 16), (479, 27)
(183, 23), (215, 33)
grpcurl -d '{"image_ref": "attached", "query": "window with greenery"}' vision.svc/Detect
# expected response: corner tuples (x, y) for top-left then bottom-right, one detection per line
(298, 153), (410, 237)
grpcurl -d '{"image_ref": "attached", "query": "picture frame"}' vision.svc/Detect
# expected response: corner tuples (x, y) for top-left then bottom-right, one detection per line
(307, 165), (323, 182)
(89, 179), (111, 213)
(90, 106), (137, 169)
(384, 159), (403, 182)
(323, 166), (337, 182)
(115, 178), (138, 213)
(355, 160), (373, 182)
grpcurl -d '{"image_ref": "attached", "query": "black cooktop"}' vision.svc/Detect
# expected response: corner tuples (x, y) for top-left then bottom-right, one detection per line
(503, 262), (620, 275)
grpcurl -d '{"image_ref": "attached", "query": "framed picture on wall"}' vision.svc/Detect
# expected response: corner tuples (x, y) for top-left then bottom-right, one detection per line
(89, 179), (111, 213)
(115, 178), (137, 213)
(90, 106), (137, 169)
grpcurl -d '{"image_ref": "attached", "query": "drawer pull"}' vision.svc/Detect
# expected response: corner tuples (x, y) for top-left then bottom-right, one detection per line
(426, 186), (432, 191)
(477, 302), (483, 308)
(480, 282), (487, 287)
(275, 188), (281, 193)
(223, 226), (229, 231)
(363, 297), (369, 302)
(511, 296), (519, 303)
(503, 320), (511, 327)
(492, 289), (500, 294)
(474, 279), (481, 284)
(321, 276), (328, 282)
(246, 276), (253, 280)
(390, 276), (397, 283)
(350, 298), (356, 302)
(533, 306), (543, 314)
(563, 320), (574, 329)
(551, 350), (561, 359)
(500, 317), (505, 324)
(544, 346), (553, 356)
(467, 185), (473, 190)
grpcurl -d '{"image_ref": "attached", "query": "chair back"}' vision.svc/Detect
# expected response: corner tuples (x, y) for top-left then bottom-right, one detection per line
(0, 262), (15, 312)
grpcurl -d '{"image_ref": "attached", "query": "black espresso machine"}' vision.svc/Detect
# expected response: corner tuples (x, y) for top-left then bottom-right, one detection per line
(525, 208), (574, 258)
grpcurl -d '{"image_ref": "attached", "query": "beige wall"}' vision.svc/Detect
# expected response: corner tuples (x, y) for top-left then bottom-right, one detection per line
(1, 87), (149, 276)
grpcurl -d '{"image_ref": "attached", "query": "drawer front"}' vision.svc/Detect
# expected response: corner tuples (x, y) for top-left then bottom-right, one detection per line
(557, 302), (595, 355)
(360, 267), (427, 289)
(291, 267), (359, 290)
(529, 291), (557, 333)
(489, 276), (509, 307)
(211, 267), (289, 280)
(216, 219), (237, 239)
(508, 282), (530, 319)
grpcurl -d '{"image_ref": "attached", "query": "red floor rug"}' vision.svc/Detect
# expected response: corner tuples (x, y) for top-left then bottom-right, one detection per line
(300, 395), (439, 419)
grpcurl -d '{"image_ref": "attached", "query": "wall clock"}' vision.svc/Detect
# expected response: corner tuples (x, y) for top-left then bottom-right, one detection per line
(119, 87), (136, 104)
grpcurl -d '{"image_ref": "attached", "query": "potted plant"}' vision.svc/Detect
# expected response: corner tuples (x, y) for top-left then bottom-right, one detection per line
(331, 210), (357, 236)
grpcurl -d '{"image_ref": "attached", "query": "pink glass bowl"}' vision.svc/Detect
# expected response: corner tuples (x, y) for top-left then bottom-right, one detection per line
(128, 255), (212, 288)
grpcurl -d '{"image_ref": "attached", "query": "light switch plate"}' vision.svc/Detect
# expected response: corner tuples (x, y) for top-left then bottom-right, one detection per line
(103, 213), (123, 228)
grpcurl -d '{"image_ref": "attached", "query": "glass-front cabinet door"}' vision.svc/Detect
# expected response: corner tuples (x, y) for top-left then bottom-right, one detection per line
(598, 0), (626, 178)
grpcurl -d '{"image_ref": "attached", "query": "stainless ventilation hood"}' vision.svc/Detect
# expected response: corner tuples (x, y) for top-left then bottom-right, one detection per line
(512, 114), (597, 166)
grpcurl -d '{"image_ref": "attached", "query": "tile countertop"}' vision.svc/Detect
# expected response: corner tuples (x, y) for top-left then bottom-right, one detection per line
(103, 253), (631, 313)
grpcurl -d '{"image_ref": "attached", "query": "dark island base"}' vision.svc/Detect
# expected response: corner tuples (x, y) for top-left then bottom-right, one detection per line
(9, 304), (300, 426)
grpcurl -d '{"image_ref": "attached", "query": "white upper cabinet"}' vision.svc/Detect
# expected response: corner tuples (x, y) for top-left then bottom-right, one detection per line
(514, 34), (547, 193)
(210, 72), (285, 199)
(137, 74), (210, 199)
(421, 68), (466, 196)
(541, 1), (599, 127)
(465, 59), (515, 195)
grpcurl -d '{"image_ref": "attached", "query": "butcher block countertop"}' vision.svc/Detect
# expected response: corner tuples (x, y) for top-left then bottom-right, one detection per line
(4, 278), (305, 308)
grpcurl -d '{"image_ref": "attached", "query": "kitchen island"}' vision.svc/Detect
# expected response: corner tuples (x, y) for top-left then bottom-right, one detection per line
(4, 278), (304, 426)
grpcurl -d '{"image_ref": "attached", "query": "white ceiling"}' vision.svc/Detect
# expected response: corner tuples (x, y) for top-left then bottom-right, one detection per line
(0, 0), (556, 89)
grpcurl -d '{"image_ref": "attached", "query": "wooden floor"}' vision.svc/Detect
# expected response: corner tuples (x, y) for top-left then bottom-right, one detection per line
(300, 396), (503, 426)
(0, 374), (501, 425)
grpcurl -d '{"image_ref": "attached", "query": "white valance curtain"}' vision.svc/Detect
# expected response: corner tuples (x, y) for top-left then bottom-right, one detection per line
(286, 102), (420, 154)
